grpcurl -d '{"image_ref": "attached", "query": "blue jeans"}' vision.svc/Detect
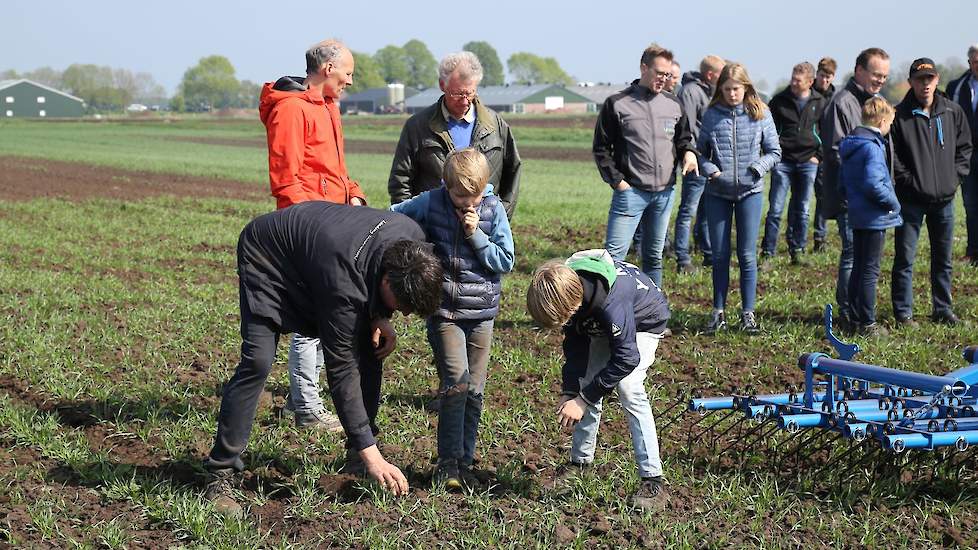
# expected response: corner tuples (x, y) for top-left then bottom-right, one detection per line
(673, 173), (711, 265)
(704, 192), (763, 311)
(571, 332), (663, 478)
(813, 165), (828, 242)
(288, 334), (324, 413)
(849, 229), (886, 326)
(962, 155), (978, 257)
(427, 317), (493, 466)
(835, 211), (854, 320)
(761, 160), (818, 255)
(891, 199), (955, 319)
(605, 185), (676, 287)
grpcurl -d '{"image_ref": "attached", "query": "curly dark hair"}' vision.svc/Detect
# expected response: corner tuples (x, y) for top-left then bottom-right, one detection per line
(381, 240), (443, 317)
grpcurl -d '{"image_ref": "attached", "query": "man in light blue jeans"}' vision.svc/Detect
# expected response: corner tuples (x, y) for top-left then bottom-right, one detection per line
(571, 333), (663, 479)
(760, 161), (819, 260)
(593, 44), (698, 288)
(283, 335), (341, 432)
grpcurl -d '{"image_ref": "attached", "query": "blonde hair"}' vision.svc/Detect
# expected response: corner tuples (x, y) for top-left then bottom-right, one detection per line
(711, 63), (767, 121)
(700, 55), (725, 75)
(526, 260), (583, 329)
(442, 148), (490, 196)
(861, 96), (895, 128)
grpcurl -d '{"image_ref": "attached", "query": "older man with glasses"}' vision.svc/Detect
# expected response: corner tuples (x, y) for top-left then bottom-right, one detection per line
(388, 51), (522, 219)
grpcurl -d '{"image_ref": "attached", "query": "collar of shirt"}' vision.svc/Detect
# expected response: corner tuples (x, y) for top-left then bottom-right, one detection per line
(441, 101), (476, 124)
(968, 75), (978, 109)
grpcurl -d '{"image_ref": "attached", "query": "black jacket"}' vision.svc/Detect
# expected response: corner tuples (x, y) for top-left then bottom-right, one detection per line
(946, 71), (978, 151)
(891, 91), (973, 204)
(237, 202), (425, 450)
(768, 87), (827, 163)
(819, 78), (877, 218)
(814, 82), (836, 102)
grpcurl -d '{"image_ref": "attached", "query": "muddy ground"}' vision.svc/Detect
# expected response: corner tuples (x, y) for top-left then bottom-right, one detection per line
(1, 157), (975, 548)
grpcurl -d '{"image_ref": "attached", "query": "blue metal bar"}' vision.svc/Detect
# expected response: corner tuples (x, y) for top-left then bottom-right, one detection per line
(883, 430), (978, 451)
(799, 354), (969, 397)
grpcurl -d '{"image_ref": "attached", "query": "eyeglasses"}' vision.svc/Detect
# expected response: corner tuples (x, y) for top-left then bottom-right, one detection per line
(653, 71), (673, 80)
(445, 90), (477, 100)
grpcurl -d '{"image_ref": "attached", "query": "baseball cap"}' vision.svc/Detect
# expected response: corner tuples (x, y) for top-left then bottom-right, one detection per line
(909, 58), (938, 79)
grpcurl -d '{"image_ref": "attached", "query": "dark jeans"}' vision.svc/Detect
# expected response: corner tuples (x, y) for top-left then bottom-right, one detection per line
(891, 199), (955, 319)
(427, 317), (493, 467)
(835, 211), (854, 319)
(704, 191), (763, 311)
(205, 286), (382, 471)
(849, 229), (886, 326)
(962, 155), (978, 257)
(761, 160), (818, 255)
(673, 172), (711, 265)
(813, 165), (828, 242)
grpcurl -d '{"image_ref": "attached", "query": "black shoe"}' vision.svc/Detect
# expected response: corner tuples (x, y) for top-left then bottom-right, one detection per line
(434, 460), (463, 491)
(856, 323), (888, 337)
(813, 239), (825, 253)
(702, 256), (713, 268)
(705, 310), (726, 335)
(789, 249), (807, 266)
(895, 316), (920, 329)
(425, 395), (443, 412)
(932, 311), (961, 325)
(631, 476), (668, 512)
(740, 311), (760, 334)
(205, 468), (243, 519)
(677, 262), (695, 274)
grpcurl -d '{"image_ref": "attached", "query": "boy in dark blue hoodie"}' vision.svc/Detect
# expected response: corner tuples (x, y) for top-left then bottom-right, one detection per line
(527, 249), (671, 512)
(839, 97), (901, 335)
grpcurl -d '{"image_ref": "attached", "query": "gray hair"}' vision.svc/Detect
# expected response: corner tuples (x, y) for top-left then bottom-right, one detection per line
(969, 44), (978, 59)
(438, 52), (483, 84)
(306, 39), (346, 74)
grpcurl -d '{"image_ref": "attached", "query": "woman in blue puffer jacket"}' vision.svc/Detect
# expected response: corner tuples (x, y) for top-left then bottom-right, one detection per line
(839, 97), (901, 336)
(696, 63), (781, 334)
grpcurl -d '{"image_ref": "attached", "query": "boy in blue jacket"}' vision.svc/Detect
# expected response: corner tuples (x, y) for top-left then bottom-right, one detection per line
(527, 249), (671, 512)
(391, 148), (515, 489)
(839, 97), (901, 335)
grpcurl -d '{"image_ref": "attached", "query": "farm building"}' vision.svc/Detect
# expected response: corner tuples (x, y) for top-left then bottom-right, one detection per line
(572, 83), (631, 107)
(404, 84), (596, 114)
(0, 79), (85, 118)
(340, 84), (419, 114)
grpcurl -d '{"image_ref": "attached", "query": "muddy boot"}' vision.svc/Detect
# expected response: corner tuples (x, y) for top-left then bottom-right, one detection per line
(631, 476), (668, 513)
(340, 447), (367, 477)
(434, 459), (463, 491)
(205, 468), (243, 519)
(293, 408), (344, 433)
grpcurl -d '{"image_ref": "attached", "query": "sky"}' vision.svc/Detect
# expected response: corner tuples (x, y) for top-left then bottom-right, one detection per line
(4, 0), (976, 95)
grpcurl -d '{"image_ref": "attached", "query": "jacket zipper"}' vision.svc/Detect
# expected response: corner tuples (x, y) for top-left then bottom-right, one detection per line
(451, 210), (460, 318)
(731, 109), (739, 185)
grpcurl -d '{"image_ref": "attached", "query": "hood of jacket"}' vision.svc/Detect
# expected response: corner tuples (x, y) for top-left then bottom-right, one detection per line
(681, 71), (711, 92)
(840, 126), (884, 161)
(258, 76), (326, 125)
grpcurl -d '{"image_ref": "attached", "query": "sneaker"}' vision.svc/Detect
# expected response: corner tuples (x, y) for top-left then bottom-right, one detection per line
(293, 408), (344, 433)
(704, 310), (726, 335)
(339, 447), (367, 477)
(740, 311), (760, 334)
(205, 468), (243, 519)
(932, 310), (961, 325)
(856, 323), (888, 337)
(677, 262), (695, 275)
(631, 476), (668, 512)
(434, 460), (463, 491)
(813, 238), (826, 253)
(895, 316), (920, 329)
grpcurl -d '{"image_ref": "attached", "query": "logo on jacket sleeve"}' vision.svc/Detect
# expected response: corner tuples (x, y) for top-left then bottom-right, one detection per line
(611, 323), (623, 337)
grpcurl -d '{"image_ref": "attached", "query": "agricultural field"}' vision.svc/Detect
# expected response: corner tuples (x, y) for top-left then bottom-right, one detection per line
(0, 115), (977, 548)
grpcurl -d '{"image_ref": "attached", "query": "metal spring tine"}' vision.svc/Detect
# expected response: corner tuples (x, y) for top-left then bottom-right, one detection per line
(717, 417), (775, 459)
(654, 398), (687, 422)
(691, 409), (739, 447)
(707, 414), (750, 453)
(728, 419), (783, 463)
(837, 442), (882, 493)
(794, 432), (844, 467)
(659, 404), (695, 433)
(782, 427), (827, 469)
(776, 426), (814, 471)
(811, 437), (869, 480)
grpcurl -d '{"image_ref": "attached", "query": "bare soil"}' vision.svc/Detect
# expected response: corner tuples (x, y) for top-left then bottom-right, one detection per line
(0, 155), (265, 202)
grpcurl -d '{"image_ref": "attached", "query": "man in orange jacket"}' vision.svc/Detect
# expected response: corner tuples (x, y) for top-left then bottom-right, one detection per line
(257, 39), (364, 431)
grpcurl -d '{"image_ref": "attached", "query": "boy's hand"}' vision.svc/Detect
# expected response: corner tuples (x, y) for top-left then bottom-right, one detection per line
(558, 396), (587, 428)
(370, 318), (397, 359)
(458, 208), (479, 236)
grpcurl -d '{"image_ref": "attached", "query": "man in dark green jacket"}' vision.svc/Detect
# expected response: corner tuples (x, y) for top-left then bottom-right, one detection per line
(387, 52), (522, 219)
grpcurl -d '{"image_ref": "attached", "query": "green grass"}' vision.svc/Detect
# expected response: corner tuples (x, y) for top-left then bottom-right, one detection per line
(0, 119), (977, 547)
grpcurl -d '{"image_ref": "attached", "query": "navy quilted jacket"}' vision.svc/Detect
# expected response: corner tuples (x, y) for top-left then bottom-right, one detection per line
(696, 103), (781, 201)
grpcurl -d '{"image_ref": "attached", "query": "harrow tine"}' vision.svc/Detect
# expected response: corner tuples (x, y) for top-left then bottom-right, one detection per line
(794, 432), (844, 467)
(810, 437), (870, 481)
(717, 417), (775, 459)
(708, 414), (750, 455)
(775, 426), (814, 471)
(654, 397), (687, 423)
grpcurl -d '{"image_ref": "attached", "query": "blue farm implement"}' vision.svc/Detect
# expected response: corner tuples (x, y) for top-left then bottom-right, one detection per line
(666, 306), (978, 494)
